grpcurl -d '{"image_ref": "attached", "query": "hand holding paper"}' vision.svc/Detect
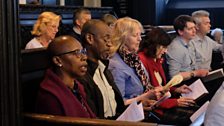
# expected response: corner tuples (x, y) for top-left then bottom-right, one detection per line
(116, 101), (144, 122)
(150, 92), (171, 108)
(164, 74), (183, 90)
(175, 84), (192, 94)
(181, 79), (208, 101)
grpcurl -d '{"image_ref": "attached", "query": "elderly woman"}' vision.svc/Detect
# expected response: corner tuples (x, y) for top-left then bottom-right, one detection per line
(108, 17), (161, 107)
(35, 35), (95, 118)
(211, 28), (223, 44)
(138, 27), (196, 125)
(25, 11), (61, 49)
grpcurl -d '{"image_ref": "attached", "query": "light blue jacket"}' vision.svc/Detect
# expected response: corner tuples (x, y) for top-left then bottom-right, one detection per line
(109, 53), (144, 100)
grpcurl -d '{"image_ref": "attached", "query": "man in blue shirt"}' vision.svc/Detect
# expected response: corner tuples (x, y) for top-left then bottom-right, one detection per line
(191, 10), (223, 70)
(166, 15), (208, 80)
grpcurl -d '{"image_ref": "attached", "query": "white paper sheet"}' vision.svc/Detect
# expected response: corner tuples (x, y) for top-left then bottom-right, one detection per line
(182, 79), (208, 100)
(116, 101), (144, 122)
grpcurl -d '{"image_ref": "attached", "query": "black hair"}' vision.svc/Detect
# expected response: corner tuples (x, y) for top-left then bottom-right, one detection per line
(139, 27), (171, 58)
(173, 15), (195, 35)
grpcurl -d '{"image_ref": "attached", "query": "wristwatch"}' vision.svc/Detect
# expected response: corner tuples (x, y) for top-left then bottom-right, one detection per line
(190, 71), (195, 78)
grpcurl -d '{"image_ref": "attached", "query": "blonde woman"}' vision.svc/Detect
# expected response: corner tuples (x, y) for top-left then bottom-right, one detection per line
(109, 17), (163, 106)
(25, 11), (61, 49)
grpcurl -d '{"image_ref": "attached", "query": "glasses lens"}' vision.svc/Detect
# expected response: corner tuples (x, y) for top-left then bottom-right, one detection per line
(74, 48), (87, 58)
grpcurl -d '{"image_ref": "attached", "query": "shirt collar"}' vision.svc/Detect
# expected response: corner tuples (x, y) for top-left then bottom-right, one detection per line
(98, 60), (106, 72)
(87, 59), (109, 76)
(193, 34), (205, 43)
(73, 26), (81, 35)
(178, 36), (190, 47)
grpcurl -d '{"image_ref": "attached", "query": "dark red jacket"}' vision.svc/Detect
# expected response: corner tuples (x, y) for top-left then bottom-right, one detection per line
(138, 51), (178, 115)
(35, 68), (96, 118)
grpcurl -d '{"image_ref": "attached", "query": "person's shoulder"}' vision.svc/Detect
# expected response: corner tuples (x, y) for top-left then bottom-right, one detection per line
(169, 37), (182, 48)
(168, 37), (183, 53)
(109, 53), (127, 69)
(205, 35), (218, 44)
(25, 38), (42, 49)
(69, 32), (81, 42)
(190, 35), (200, 42)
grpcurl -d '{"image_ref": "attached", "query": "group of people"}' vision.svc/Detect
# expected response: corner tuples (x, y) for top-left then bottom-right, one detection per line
(24, 8), (224, 125)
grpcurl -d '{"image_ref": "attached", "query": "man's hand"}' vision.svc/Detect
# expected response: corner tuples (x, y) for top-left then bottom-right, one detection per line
(194, 69), (209, 77)
(177, 97), (195, 107)
(175, 84), (192, 94)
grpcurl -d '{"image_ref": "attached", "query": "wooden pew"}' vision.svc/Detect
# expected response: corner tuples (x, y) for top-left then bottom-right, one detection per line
(21, 48), (158, 126)
(23, 113), (157, 126)
(21, 48), (50, 112)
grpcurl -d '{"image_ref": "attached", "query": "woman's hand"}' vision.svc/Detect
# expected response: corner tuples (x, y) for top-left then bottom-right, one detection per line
(143, 86), (169, 100)
(142, 99), (156, 111)
(177, 97), (195, 107)
(175, 84), (192, 94)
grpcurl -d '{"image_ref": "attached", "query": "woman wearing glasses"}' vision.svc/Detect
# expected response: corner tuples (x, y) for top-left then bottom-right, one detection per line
(35, 35), (95, 118)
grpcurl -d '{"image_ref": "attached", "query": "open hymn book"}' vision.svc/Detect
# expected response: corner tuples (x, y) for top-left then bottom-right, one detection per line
(201, 68), (224, 82)
(116, 93), (171, 122)
(116, 74), (183, 122)
(150, 74), (182, 108)
(181, 79), (208, 101)
(190, 101), (209, 125)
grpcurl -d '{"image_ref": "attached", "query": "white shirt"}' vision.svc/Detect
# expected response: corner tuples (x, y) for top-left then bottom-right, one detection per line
(73, 26), (81, 35)
(25, 38), (43, 49)
(154, 71), (163, 86)
(93, 60), (117, 117)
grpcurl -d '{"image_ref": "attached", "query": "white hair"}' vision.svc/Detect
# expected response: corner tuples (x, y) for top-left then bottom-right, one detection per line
(211, 28), (223, 36)
(211, 28), (223, 43)
(192, 10), (209, 24)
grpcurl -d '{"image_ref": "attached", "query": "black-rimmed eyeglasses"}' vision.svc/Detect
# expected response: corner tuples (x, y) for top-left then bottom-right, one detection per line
(55, 48), (87, 58)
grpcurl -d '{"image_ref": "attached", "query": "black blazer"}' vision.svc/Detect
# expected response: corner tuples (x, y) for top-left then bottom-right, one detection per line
(68, 30), (82, 43)
(77, 59), (125, 119)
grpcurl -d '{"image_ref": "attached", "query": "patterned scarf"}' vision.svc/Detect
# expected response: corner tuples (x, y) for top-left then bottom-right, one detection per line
(118, 47), (153, 92)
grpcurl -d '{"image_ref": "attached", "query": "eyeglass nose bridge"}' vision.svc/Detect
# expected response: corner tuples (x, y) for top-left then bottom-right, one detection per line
(78, 48), (87, 58)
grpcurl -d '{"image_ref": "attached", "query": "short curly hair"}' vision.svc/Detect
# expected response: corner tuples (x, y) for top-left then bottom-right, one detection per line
(192, 10), (209, 25)
(173, 15), (195, 36)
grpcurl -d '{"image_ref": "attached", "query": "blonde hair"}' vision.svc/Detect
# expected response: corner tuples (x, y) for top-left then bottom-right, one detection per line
(192, 10), (209, 24)
(101, 14), (117, 26)
(111, 17), (144, 53)
(31, 12), (61, 36)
